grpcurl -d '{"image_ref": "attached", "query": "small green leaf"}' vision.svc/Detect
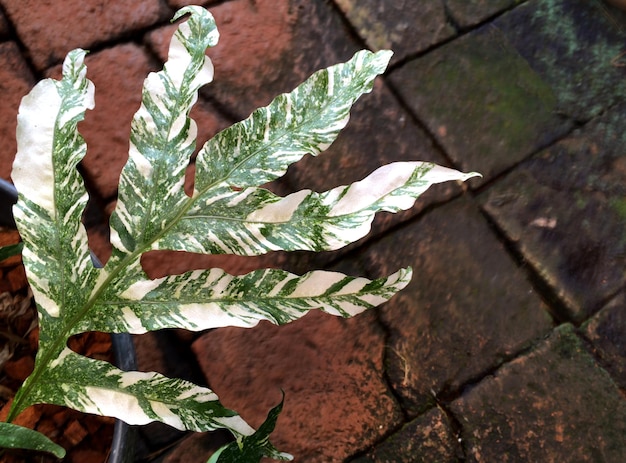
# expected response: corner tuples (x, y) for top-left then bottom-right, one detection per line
(209, 395), (292, 463)
(0, 422), (65, 458)
(0, 243), (22, 262)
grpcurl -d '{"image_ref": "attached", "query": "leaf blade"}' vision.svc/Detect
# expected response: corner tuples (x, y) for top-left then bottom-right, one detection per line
(0, 422), (66, 458)
(152, 162), (480, 255)
(109, 6), (218, 260)
(194, 49), (393, 192)
(18, 348), (255, 438)
(12, 49), (97, 322)
(77, 267), (411, 334)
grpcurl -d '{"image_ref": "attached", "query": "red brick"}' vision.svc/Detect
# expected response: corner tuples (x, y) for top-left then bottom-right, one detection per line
(192, 310), (403, 462)
(0, 41), (35, 182)
(362, 197), (553, 416)
(64, 419), (89, 446)
(140, 250), (289, 279)
(0, 0), (169, 70)
(167, 0), (219, 9)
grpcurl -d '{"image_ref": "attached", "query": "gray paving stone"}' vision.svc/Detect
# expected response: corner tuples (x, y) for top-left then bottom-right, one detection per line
(362, 196), (553, 416)
(583, 290), (626, 389)
(450, 324), (626, 462)
(390, 26), (571, 185)
(494, 0), (626, 121)
(480, 102), (626, 322)
(333, 0), (455, 63)
(444, 0), (520, 28)
(351, 407), (461, 463)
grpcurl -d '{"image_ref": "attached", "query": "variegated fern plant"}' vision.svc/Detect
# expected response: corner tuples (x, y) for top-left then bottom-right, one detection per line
(0, 5), (478, 462)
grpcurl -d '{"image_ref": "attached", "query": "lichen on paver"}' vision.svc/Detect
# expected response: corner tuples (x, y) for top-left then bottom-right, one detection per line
(494, 0), (626, 120)
(390, 25), (570, 183)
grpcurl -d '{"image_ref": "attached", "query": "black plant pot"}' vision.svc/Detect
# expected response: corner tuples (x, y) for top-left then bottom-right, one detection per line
(0, 178), (136, 463)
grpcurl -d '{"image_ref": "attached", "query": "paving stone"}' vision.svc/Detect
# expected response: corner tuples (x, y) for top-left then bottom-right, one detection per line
(390, 26), (570, 185)
(583, 290), (626, 389)
(0, 0), (169, 70)
(494, 0), (626, 121)
(192, 306), (403, 462)
(480, 103), (626, 322)
(362, 196), (553, 416)
(444, 0), (519, 29)
(333, 0), (455, 63)
(351, 407), (461, 463)
(0, 41), (34, 182)
(147, 0), (360, 121)
(450, 324), (626, 462)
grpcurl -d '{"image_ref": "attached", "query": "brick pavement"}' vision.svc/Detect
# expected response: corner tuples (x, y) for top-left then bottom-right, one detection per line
(0, 0), (625, 462)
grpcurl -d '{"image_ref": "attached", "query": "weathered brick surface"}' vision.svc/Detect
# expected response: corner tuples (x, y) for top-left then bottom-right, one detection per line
(390, 26), (571, 185)
(0, 0), (169, 70)
(362, 196), (553, 416)
(494, 0), (626, 120)
(148, 0), (360, 120)
(444, 0), (518, 28)
(0, 41), (34, 182)
(192, 308), (403, 462)
(480, 103), (626, 321)
(583, 290), (626, 389)
(333, 0), (455, 63)
(351, 407), (461, 463)
(450, 324), (626, 462)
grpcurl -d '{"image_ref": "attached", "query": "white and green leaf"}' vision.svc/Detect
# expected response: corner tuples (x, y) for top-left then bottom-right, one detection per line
(12, 48), (97, 323)
(151, 162), (479, 255)
(194, 48), (393, 190)
(76, 266), (411, 334)
(209, 396), (292, 462)
(109, 5), (218, 260)
(13, 348), (254, 437)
